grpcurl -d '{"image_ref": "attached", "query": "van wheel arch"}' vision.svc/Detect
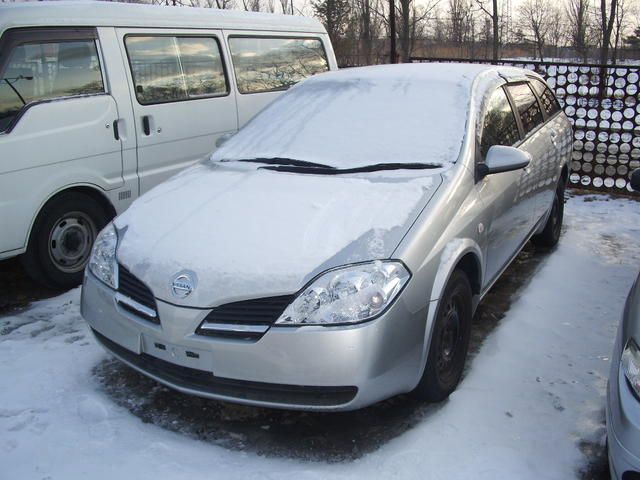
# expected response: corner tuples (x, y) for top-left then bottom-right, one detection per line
(22, 187), (116, 289)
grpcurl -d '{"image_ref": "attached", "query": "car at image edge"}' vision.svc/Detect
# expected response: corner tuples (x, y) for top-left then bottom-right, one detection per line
(81, 63), (572, 411)
(607, 169), (640, 480)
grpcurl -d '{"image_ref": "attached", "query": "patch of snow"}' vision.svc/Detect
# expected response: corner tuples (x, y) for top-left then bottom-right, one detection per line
(1, 193), (639, 479)
(116, 163), (441, 306)
(212, 63), (491, 169)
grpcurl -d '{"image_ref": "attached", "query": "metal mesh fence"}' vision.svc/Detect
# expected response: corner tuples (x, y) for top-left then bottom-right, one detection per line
(411, 57), (640, 194)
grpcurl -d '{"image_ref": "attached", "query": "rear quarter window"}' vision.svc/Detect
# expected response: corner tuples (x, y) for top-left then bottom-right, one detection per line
(228, 37), (329, 94)
(506, 83), (544, 135)
(530, 78), (562, 117)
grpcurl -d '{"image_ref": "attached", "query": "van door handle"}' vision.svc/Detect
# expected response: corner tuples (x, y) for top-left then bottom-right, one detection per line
(113, 120), (120, 140)
(142, 115), (151, 136)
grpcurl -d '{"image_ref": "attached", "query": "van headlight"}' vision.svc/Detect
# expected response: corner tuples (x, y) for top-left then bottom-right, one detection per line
(88, 223), (118, 289)
(276, 261), (410, 326)
(622, 338), (640, 398)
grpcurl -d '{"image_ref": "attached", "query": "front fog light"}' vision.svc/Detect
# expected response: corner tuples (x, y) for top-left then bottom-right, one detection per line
(88, 223), (118, 289)
(276, 261), (410, 326)
(622, 338), (640, 398)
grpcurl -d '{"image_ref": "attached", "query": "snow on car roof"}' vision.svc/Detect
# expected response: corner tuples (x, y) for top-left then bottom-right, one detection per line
(213, 63), (503, 170)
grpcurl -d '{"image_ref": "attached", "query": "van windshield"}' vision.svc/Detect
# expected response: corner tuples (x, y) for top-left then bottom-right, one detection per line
(212, 64), (473, 170)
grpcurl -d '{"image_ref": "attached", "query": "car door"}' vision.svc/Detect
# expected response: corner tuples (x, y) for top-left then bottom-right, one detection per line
(530, 77), (571, 220)
(476, 84), (534, 286)
(504, 82), (551, 228)
(117, 29), (238, 194)
(0, 28), (123, 255)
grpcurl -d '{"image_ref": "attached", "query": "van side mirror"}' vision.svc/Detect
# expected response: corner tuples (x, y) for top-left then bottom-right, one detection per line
(215, 132), (234, 149)
(477, 145), (531, 179)
(630, 169), (640, 192)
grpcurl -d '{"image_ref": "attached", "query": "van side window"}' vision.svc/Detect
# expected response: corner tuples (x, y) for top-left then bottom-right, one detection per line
(0, 40), (103, 133)
(228, 37), (328, 94)
(125, 36), (228, 105)
(506, 83), (544, 135)
(530, 78), (561, 117)
(480, 86), (520, 158)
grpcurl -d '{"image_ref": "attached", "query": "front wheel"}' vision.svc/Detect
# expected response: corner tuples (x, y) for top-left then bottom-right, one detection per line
(21, 192), (110, 289)
(411, 270), (472, 402)
(532, 182), (565, 249)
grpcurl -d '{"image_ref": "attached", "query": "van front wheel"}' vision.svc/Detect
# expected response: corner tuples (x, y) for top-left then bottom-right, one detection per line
(22, 192), (110, 289)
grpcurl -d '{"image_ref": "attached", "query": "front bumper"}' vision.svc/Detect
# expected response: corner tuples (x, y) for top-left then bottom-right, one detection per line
(81, 271), (428, 411)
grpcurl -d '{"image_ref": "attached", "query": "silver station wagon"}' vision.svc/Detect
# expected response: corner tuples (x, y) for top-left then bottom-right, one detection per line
(81, 63), (572, 411)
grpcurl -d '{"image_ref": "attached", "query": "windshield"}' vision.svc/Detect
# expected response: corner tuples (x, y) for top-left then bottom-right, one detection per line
(212, 64), (473, 170)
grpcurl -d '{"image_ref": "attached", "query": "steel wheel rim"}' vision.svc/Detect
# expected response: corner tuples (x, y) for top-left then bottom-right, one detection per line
(48, 212), (97, 273)
(437, 298), (462, 377)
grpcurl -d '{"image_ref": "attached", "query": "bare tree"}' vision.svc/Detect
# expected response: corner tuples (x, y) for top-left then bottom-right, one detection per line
(475, 0), (500, 61)
(312, 0), (352, 57)
(518, 0), (552, 60)
(448, 0), (474, 46)
(599, 0), (619, 64)
(566, 0), (591, 60)
(396, 0), (439, 61)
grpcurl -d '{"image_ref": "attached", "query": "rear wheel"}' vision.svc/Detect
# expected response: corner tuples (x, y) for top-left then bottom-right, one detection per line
(412, 270), (472, 402)
(532, 181), (564, 249)
(22, 192), (110, 289)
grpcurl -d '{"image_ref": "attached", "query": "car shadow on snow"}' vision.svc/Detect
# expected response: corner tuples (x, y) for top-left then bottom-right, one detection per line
(93, 242), (556, 463)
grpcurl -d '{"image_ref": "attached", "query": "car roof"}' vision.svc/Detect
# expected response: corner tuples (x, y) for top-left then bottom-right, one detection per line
(309, 63), (533, 86)
(0, 1), (325, 34)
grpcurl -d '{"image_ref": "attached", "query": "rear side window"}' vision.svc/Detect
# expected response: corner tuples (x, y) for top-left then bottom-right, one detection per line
(125, 36), (228, 105)
(0, 39), (103, 133)
(506, 83), (544, 135)
(530, 78), (561, 117)
(228, 37), (329, 94)
(480, 87), (520, 157)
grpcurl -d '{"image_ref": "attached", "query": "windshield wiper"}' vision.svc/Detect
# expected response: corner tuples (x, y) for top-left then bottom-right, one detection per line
(261, 162), (443, 175)
(233, 157), (334, 169)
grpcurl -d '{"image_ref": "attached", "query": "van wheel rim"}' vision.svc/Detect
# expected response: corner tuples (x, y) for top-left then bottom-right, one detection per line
(48, 212), (96, 273)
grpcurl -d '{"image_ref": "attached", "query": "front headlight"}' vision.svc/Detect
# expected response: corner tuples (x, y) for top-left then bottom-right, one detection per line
(275, 261), (410, 326)
(622, 338), (640, 398)
(88, 223), (118, 289)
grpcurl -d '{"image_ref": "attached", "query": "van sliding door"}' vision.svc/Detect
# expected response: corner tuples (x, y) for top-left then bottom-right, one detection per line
(117, 29), (237, 194)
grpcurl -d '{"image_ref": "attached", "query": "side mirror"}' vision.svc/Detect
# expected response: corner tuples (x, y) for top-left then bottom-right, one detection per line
(215, 132), (234, 149)
(630, 169), (640, 192)
(477, 145), (531, 179)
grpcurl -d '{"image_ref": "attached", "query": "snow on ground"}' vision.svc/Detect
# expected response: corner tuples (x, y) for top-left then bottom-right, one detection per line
(1, 192), (639, 480)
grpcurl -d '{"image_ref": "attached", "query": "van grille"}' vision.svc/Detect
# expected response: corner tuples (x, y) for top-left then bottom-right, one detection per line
(196, 295), (294, 340)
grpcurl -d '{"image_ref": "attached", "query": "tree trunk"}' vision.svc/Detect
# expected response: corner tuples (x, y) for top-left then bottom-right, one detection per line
(492, 0), (499, 61)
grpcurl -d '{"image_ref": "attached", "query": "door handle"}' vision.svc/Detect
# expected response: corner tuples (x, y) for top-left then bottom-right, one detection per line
(113, 119), (120, 141)
(142, 115), (151, 136)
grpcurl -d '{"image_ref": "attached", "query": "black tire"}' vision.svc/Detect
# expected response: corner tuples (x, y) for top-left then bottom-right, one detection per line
(532, 181), (565, 249)
(21, 192), (110, 289)
(411, 270), (473, 402)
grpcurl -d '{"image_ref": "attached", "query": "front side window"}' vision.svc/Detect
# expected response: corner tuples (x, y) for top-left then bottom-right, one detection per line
(480, 86), (520, 158)
(507, 83), (544, 135)
(228, 37), (329, 94)
(125, 36), (228, 105)
(0, 39), (103, 132)
(530, 78), (561, 117)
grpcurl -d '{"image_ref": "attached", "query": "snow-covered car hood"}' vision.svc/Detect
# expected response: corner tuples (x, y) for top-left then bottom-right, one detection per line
(114, 162), (443, 308)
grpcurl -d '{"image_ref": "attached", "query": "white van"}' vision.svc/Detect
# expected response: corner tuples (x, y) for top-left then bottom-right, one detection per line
(0, 1), (336, 288)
